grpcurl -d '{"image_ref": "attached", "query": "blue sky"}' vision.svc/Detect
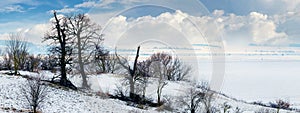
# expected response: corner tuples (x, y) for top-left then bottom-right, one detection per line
(0, 0), (299, 53)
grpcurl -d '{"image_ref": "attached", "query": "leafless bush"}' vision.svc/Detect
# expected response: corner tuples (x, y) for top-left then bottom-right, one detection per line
(114, 83), (129, 98)
(21, 77), (48, 113)
(221, 102), (232, 113)
(270, 99), (290, 113)
(159, 96), (174, 111)
(180, 81), (215, 113)
(233, 107), (243, 113)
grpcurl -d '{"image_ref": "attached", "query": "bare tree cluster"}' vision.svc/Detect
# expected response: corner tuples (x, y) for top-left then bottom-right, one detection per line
(43, 11), (106, 89)
(115, 49), (192, 106)
(24, 54), (42, 72)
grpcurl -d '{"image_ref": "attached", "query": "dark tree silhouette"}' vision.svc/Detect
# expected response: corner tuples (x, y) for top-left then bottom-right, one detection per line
(44, 11), (76, 90)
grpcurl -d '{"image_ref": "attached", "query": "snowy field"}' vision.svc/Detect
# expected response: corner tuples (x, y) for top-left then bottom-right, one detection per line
(222, 61), (300, 102)
(192, 58), (300, 106)
(0, 70), (298, 112)
(0, 72), (159, 113)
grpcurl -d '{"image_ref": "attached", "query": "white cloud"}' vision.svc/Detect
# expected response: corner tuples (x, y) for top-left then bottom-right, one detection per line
(261, 0), (300, 12)
(0, 0), (40, 13)
(55, 6), (80, 13)
(249, 12), (288, 44)
(0, 23), (50, 44)
(75, 0), (145, 9)
(0, 5), (25, 13)
(75, 0), (116, 9)
(0, 0), (36, 6)
(98, 9), (291, 51)
(75, 1), (98, 8)
(0, 33), (10, 40)
(101, 10), (221, 50)
(213, 10), (224, 17)
(280, 0), (300, 11)
(0, 6), (294, 52)
(24, 23), (50, 44)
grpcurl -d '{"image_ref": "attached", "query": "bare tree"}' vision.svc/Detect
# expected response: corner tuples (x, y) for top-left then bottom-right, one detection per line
(94, 44), (109, 73)
(6, 33), (28, 75)
(136, 61), (151, 99)
(149, 61), (167, 105)
(104, 54), (122, 73)
(68, 14), (103, 89)
(115, 46), (141, 99)
(168, 58), (191, 81)
(21, 77), (48, 113)
(181, 84), (204, 113)
(200, 82), (215, 113)
(44, 11), (76, 90)
(147, 52), (191, 81)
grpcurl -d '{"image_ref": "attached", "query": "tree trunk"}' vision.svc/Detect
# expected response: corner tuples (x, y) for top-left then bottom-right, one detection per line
(129, 78), (135, 98)
(13, 55), (18, 75)
(191, 100), (195, 113)
(191, 109), (195, 113)
(60, 43), (67, 84)
(129, 46), (140, 99)
(33, 106), (37, 113)
(80, 63), (88, 89)
(101, 58), (106, 73)
(77, 33), (89, 89)
(157, 88), (161, 105)
(53, 11), (67, 84)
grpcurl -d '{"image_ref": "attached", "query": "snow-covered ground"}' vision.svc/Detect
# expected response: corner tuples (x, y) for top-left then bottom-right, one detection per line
(0, 72), (159, 113)
(187, 59), (300, 108)
(0, 70), (297, 112)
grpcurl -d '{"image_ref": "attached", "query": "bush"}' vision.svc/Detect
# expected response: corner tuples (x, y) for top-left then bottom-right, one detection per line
(21, 77), (48, 113)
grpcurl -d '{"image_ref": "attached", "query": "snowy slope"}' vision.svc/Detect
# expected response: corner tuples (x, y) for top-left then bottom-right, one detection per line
(0, 71), (298, 113)
(0, 73), (160, 113)
(68, 73), (298, 113)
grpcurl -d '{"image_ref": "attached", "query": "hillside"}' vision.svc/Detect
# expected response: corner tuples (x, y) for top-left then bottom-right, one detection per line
(0, 71), (297, 113)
